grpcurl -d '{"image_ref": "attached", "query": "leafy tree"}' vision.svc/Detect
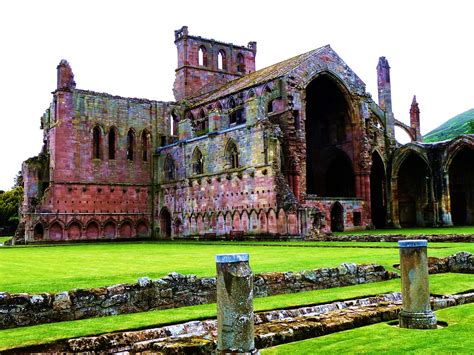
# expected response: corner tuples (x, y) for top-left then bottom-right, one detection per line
(0, 186), (23, 228)
(466, 120), (474, 134)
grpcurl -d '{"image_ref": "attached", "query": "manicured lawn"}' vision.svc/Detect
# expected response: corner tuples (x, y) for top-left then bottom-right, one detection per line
(262, 302), (474, 354)
(335, 225), (474, 235)
(1, 241), (473, 293)
(0, 273), (471, 351)
(1, 241), (473, 294)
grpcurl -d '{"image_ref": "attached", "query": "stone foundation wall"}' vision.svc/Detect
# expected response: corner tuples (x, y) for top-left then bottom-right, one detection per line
(428, 251), (474, 274)
(0, 263), (397, 329)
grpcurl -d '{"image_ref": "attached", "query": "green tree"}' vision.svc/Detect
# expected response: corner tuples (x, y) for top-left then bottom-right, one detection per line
(0, 186), (23, 227)
(466, 120), (474, 134)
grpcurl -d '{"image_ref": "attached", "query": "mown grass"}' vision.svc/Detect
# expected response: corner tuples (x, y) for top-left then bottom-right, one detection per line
(334, 225), (474, 236)
(0, 236), (11, 244)
(0, 273), (472, 351)
(262, 302), (474, 354)
(1, 241), (473, 293)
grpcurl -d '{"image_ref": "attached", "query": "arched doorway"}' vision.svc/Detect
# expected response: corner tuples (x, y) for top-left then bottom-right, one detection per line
(305, 75), (354, 196)
(397, 153), (431, 227)
(34, 223), (44, 240)
(160, 208), (172, 238)
(331, 202), (344, 232)
(449, 147), (474, 225)
(370, 152), (386, 228)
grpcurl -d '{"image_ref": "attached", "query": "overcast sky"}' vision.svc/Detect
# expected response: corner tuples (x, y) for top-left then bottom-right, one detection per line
(1, 0), (472, 191)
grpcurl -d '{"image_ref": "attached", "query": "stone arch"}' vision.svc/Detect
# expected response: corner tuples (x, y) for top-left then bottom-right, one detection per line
(330, 202), (344, 232)
(259, 210), (268, 233)
(224, 211), (233, 233)
(92, 125), (103, 160)
(103, 220), (117, 238)
(160, 207), (172, 238)
(192, 147), (204, 175)
(225, 139), (239, 169)
(67, 220), (83, 240)
(241, 210), (250, 232)
(196, 214), (204, 234)
(277, 208), (287, 235)
(232, 211), (241, 231)
(305, 73), (356, 197)
(136, 219), (149, 237)
(370, 150), (386, 228)
(198, 45), (208, 67)
(447, 144), (474, 225)
(49, 221), (64, 241)
(249, 210), (259, 232)
(217, 49), (227, 70)
(85, 220), (100, 239)
(267, 209), (277, 234)
(190, 215), (197, 235)
(33, 222), (45, 241)
(394, 150), (433, 227)
(217, 212), (225, 235)
(288, 211), (298, 235)
(119, 220), (133, 238)
(126, 128), (136, 161)
(442, 135), (474, 172)
(209, 213), (217, 232)
(108, 126), (118, 160)
(173, 217), (183, 236)
(391, 144), (430, 178)
(140, 129), (151, 162)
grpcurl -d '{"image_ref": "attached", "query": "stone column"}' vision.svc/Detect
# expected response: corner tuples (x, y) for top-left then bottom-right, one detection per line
(216, 253), (257, 354)
(398, 240), (437, 329)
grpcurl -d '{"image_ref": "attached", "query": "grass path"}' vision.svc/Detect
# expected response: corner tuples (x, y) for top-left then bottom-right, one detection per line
(1, 241), (473, 293)
(262, 302), (474, 354)
(0, 273), (472, 351)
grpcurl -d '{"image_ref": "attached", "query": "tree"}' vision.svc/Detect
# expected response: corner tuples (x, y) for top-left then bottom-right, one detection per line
(0, 186), (23, 228)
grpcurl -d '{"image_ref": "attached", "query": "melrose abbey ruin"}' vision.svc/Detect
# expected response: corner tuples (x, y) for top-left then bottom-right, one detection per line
(20, 26), (474, 242)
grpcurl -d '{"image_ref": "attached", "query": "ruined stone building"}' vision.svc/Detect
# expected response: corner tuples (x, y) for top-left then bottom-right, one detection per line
(20, 26), (474, 242)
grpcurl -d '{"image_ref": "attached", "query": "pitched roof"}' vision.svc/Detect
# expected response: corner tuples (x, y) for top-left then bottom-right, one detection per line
(189, 45), (329, 107)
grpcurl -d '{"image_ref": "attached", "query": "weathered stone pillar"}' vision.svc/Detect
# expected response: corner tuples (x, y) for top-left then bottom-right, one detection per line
(216, 253), (257, 354)
(398, 240), (437, 329)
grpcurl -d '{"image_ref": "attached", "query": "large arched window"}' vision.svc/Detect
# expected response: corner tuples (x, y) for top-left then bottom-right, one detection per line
(218, 50), (227, 70)
(192, 148), (204, 175)
(164, 155), (175, 181)
(198, 46), (208, 67)
(237, 53), (245, 73)
(127, 129), (135, 161)
(141, 130), (150, 161)
(92, 126), (101, 159)
(228, 98), (245, 125)
(226, 140), (239, 169)
(108, 127), (117, 160)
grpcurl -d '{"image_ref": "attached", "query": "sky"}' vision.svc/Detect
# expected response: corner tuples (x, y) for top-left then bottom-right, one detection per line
(0, 0), (472, 191)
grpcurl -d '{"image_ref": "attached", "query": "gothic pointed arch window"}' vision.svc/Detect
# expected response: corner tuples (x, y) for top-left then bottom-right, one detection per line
(198, 46), (208, 67)
(226, 140), (239, 169)
(228, 97), (245, 126)
(192, 148), (204, 175)
(237, 53), (245, 73)
(218, 50), (227, 70)
(108, 127), (117, 160)
(141, 130), (150, 161)
(92, 126), (102, 160)
(164, 155), (176, 181)
(127, 129), (135, 161)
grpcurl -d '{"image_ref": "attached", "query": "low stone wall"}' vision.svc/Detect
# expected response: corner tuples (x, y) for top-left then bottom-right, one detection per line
(0, 263), (397, 329)
(428, 252), (474, 274)
(313, 234), (474, 242)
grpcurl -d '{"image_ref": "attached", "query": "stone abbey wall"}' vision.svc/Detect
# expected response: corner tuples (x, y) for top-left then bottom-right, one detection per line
(0, 263), (397, 329)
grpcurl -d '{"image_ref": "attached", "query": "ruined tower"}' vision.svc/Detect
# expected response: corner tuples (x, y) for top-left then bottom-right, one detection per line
(172, 26), (257, 101)
(377, 57), (395, 137)
(410, 95), (422, 141)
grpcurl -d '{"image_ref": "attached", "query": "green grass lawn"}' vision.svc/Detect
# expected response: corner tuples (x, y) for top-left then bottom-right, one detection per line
(0, 273), (472, 351)
(1, 241), (473, 293)
(0, 236), (11, 244)
(262, 302), (474, 354)
(334, 225), (474, 236)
